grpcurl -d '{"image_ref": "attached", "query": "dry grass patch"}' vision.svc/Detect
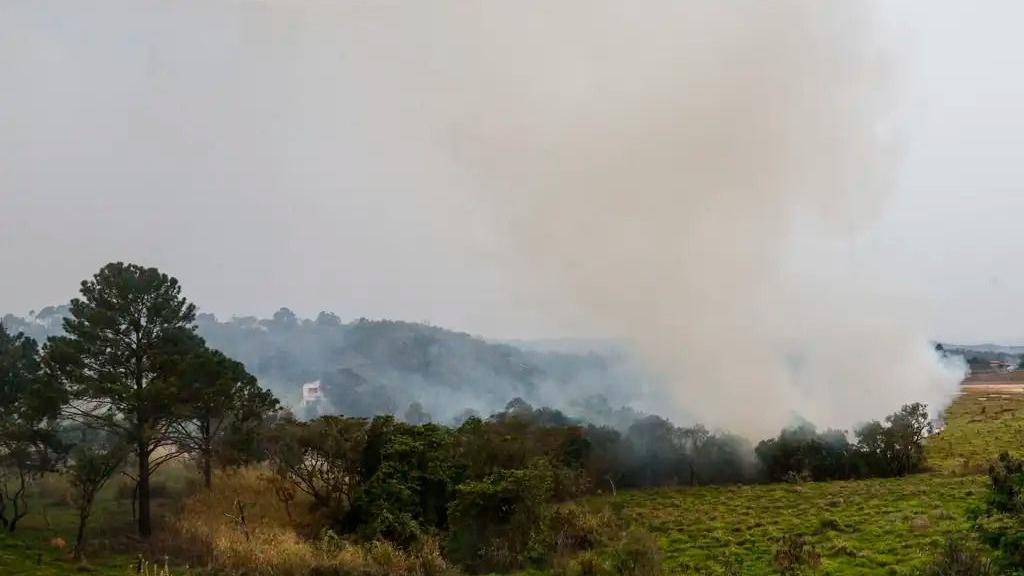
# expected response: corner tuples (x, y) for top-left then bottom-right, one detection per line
(164, 467), (457, 576)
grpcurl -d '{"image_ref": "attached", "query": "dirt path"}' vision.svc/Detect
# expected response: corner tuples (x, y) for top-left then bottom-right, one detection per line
(961, 383), (1024, 393)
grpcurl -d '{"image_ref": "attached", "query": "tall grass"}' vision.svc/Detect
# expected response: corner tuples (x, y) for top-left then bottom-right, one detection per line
(162, 466), (456, 575)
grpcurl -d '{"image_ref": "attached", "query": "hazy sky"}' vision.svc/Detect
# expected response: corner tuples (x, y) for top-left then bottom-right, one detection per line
(3, 1), (1024, 343)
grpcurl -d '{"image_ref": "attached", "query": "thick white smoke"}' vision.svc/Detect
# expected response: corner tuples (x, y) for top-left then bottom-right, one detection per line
(425, 1), (965, 434)
(2, 1), (964, 435)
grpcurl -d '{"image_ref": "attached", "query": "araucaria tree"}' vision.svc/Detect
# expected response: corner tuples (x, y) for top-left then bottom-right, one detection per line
(45, 263), (199, 537)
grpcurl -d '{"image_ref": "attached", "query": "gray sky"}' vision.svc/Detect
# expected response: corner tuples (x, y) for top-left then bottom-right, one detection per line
(3, 1), (1024, 343)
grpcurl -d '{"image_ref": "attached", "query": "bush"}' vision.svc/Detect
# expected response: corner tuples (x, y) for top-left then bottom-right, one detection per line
(446, 461), (555, 573)
(551, 504), (608, 556)
(347, 419), (457, 545)
(757, 404), (932, 482)
(772, 534), (821, 575)
(165, 471), (458, 576)
(607, 528), (663, 576)
(919, 537), (993, 576)
(987, 452), (1024, 514)
(974, 452), (1024, 569)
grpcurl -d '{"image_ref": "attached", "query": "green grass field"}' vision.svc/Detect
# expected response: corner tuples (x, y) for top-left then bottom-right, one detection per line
(612, 474), (982, 575)
(0, 465), (194, 575)
(595, 390), (1024, 575)
(927, 389), (1024, 474)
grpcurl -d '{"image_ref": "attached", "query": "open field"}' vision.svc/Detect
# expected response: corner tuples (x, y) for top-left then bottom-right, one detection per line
(587, 388), (1022, 575)
(606, 473), (983, 569)
(928, 387), (1024, 474)
(962, 370), (1024, 385)
(0, 466), (195, 575)
(612, 475), (982, 575)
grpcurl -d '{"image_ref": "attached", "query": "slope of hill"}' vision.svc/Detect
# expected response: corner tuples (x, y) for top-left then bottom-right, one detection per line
(596, 389), (1022, 575)
(945, 343), (1024, 355)
(1, 307), (651, 426)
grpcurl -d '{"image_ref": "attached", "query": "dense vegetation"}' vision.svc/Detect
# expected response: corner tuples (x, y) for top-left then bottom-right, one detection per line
(0, 261), (1014, 576)
(755, 403), (932, 482)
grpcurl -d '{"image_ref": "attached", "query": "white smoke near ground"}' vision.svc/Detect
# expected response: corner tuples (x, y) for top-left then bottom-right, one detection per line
(418, 1), (966, 435)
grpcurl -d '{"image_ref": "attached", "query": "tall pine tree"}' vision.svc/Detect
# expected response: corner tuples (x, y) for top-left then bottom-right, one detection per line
(46, 263), (198, 537)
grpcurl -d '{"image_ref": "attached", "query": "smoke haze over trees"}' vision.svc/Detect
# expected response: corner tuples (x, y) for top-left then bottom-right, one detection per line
(3, 306), (654, 428)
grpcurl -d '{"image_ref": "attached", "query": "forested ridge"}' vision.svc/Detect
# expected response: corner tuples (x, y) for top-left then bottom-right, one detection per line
(3, 306), (648, 428)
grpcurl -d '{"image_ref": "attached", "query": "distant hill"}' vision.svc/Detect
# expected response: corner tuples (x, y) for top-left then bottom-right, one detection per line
(939, 342), (1024, 375)
(1, 306), (650, 427)
(943, 343), (1024, 355)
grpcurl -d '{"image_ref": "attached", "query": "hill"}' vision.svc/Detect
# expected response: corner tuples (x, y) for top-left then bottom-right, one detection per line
(1, 307), (650, 426)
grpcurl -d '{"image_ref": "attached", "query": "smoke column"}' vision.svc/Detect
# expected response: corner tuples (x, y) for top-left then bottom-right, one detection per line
(1, 1), (964, 434)
(428, 1), (964, 434)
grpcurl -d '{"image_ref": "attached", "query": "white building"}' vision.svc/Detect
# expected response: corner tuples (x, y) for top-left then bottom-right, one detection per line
(301, 380), (323, 407)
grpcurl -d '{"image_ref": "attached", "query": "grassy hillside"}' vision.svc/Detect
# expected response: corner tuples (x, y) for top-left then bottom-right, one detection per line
(595, 389), (1021, 575)
(610, 475), (982, 575)
(928, 389), (1024, 474)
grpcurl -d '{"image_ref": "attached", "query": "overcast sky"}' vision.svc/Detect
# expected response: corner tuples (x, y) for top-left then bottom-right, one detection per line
(3, 1), (1024, 343)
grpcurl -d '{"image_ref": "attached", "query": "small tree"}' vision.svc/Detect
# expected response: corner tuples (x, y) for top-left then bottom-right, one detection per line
(266, 416), (368, 518)
(349, 419), (457, 544)
(447, 460), (555, 572)
(172, 347), (278, 488)
(68, 440), (128, 561)
(884, 402), (931, 476)
(854, 403), (931, 477)
(0, 325), (64, 532)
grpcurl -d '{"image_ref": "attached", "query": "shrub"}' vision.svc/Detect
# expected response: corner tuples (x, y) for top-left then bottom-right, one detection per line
(757, 404), (932, 482)
(987, 452), (1024, 514)
(772, 534), (821, 575)
(814, 516), (844, 534)
(446, 461), (555, 573)
(551, 504), (608, 555)
(347, 419), (457, 545)
(606, 528), (663, 576)
(167, 476), (458, 576)
(974, 452), (1024, 569)
(920, 537), (993, 576)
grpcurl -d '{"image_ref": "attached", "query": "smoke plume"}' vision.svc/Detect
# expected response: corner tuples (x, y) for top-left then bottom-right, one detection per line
(2, 1), (965, 434)
(427, 2), (964, 434)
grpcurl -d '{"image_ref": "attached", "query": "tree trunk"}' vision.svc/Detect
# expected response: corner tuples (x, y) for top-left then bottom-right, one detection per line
(130, 481), (138, 523)
(203, 452), (212, 490)
(0, 491), (8, 529)
(137, 446), (152, 538)
(73, 506), (90, 561)
(203, 427), (213, 489)
(8, 471), (27, 532)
